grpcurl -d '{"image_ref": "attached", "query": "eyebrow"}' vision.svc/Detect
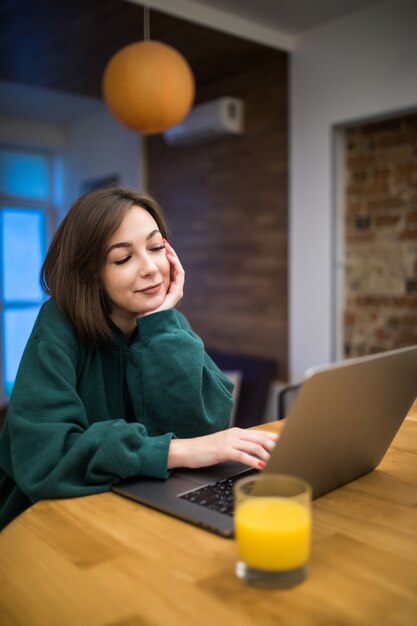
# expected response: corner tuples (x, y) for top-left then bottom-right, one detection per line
(107, 229), (160, 254)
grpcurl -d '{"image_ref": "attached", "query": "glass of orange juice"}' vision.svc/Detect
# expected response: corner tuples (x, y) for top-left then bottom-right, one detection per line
(234, 473), (312, 588)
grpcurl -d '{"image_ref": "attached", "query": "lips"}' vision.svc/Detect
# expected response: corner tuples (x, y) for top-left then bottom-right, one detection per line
(137, 283), (162, 295)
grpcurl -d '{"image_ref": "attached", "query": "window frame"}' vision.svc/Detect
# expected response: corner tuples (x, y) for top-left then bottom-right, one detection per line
(0, 144), (57, 404)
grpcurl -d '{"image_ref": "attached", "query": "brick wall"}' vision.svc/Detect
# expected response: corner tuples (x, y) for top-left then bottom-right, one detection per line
(147, 34), (288, 377)
(344, 113), (417, 357)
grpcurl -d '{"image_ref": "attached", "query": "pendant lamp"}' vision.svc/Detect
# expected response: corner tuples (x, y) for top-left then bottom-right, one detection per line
(102, 6), (195, 135)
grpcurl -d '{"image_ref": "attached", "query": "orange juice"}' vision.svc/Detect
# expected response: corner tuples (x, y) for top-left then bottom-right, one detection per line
(235, 497), (311, 571)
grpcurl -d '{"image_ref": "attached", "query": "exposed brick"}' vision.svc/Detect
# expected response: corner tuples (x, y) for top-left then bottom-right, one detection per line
(403, 117), (417, 132)
(386, 316), (401, 329)
(368, 344), (391, 354)
(406, 211), (417, 224)
(352, 172), (368, 183)
(344, 112), (417, 358)
(355, 215), (372, 230)
(345, 200), (363, 215)
(366, 177), (389, 194)
(367, 197), (404, 212)
(409, 196), (417, 210)
(400, 230), (417, 240)
(377, 134), (414, 150)
(396, 332), (417, 345)
(374, 215), (401, 227)
(394, 163), (417, 185)
(361, 118), (402, 135)
(382, 145), (414, 163)
(405, 279), (417, 292)
(398, 314), (417, 325)
(344, 311), (356, 325)
(347, 154), (372, 170)
(355, 295), (417, 307)
(346, 232), (376, 244)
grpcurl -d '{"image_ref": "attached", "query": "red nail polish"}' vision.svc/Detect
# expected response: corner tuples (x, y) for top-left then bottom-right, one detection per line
(258, 461), (266, 469)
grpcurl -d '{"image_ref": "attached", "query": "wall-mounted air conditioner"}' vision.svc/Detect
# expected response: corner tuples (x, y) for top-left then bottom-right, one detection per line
(163, 96), (244, 146)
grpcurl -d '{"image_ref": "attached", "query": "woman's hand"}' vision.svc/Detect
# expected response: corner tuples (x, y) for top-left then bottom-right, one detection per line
(162, 241), (184, 309)
(141, 241), (185, 316)
(168, 428), (279, 470)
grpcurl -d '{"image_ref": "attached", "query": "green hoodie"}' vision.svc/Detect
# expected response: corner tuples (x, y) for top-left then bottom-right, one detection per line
(0, 299), (233, 530)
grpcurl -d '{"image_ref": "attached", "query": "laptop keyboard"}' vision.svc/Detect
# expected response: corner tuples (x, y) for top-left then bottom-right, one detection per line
(179, 469), (259, 516)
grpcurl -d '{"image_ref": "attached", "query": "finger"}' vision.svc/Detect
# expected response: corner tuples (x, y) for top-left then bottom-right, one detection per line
(165, 242), (185, 271)
(241, 430), (279, 443)
(162, 244), (184, 298)
(167, 258), (185, 281)
(166, 265), (184, 294)
(256, 437), (277, 453)
(166, 251), (184, 279)
(232, 450), (268, 470)
(237, 431), (279, 451)
(234, 440), (272, 462)
(167, 254), (185, 277)
(164, 241), (179, 260)
(164, 240), (176, 254)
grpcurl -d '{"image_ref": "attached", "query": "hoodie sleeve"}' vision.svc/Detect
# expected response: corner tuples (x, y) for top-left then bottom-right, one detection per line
(131, 309), (234, 437)
(4, 337), (174, 504)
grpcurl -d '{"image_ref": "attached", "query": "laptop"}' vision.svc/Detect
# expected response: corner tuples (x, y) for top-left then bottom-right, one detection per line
(113, 345), (417, 537)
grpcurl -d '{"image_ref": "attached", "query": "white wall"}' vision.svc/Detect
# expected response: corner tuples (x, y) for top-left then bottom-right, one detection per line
(64, 110), (143, 216)
(0, 116), (68, 150)
(290, 0), (417, 380)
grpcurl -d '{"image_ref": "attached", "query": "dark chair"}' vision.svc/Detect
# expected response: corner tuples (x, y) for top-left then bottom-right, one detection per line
(0, 404), (7, 432)
(276, 383), (302, 420)
(207, 350), (278, 428)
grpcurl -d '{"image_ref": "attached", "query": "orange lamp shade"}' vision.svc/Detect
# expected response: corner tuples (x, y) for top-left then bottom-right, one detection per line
(102, 40), (195, 134)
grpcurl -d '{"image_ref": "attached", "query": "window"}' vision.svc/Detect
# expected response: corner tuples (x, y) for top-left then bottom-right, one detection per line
(0, 147), (55, 400)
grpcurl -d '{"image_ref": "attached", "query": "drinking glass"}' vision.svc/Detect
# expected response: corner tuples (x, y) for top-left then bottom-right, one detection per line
(234, 473), (312, 588)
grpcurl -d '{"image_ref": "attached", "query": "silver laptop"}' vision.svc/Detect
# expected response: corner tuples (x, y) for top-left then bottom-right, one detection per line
(113, 345), (417, 537)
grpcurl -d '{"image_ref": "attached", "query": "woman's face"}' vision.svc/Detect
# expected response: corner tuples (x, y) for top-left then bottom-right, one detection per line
(101, 205), (170, 332)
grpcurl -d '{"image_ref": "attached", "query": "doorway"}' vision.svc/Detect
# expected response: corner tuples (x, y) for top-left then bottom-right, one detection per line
(334, 111), (417, 359)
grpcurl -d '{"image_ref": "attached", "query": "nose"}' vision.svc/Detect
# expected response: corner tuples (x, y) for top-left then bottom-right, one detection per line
(138, 253), (158, 278)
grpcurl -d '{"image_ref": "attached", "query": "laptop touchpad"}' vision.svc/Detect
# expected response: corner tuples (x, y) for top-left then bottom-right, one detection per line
(174, 461), (249, 485)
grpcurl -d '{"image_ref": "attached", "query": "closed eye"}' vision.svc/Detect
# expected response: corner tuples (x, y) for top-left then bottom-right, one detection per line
(113, 245), (164, 265)
(114, 256), (131, 265)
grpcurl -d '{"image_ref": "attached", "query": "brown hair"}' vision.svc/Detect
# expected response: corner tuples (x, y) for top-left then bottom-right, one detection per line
(41, 185), (169, 347)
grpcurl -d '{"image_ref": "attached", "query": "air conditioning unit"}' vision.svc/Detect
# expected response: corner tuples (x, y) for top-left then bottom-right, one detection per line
(163, 96), (244, 146)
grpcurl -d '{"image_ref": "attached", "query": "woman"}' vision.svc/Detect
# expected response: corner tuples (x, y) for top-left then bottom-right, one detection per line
(0, 185), (277, 530)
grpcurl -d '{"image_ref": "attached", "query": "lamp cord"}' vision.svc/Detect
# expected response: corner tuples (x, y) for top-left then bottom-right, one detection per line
(143, 5), (150, 41)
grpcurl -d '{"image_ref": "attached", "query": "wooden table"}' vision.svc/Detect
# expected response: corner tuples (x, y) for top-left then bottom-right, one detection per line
(1, 401), (417, 626)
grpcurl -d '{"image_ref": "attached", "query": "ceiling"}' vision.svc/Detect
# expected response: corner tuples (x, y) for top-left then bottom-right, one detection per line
(0, 0), (384, 123)
(0, 0), (281, 122)
(162, 0), (384, 35)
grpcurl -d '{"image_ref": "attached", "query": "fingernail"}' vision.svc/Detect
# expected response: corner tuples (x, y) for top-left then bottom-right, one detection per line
(258, 461), (266, 469)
